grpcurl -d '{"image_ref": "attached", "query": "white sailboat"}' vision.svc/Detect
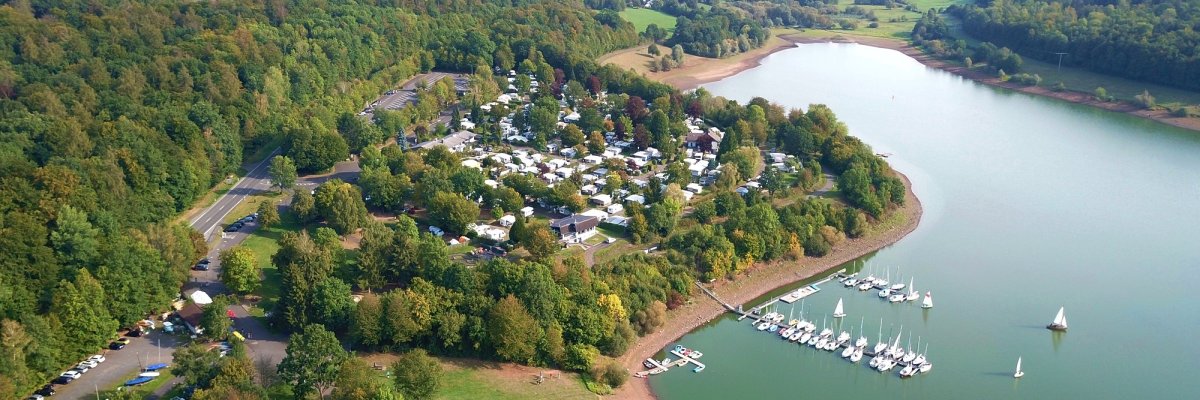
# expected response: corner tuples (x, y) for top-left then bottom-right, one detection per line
(1047, 307), (1068, 331)
(833, 298), (846, 318)
(906, 277), (919, 301)
(850, 347), (863, 362)
(921, 291), (933, 309)
(1014, 357), (1025, 378)
(855, 317), (869, 348)
(873, 319), (888, 354)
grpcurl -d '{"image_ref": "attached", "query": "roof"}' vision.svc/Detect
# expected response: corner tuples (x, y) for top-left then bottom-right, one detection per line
(416, 131), (476, 150)
(177, 303), (204, 330)
(549, 214), (597, 228)
(686, 129), (724, 143)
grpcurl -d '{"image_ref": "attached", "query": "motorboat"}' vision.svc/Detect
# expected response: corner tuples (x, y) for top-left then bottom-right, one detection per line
(693, 364), (705, 373)
(1047, 307), (1068, 331)
(768, 324), (780, 333)
(888, 294), (905, 303)
(844, 278), (858, 287)
(757, 322), (770, 331)
(858, 282), (873, 291)
(878, 289), (892, 298)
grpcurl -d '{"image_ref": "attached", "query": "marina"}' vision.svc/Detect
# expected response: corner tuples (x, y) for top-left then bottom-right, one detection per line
(635, 345), (707, 378)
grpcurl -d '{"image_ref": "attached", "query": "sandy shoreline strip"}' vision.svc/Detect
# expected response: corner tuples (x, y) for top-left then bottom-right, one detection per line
(614, 172), (923, 399)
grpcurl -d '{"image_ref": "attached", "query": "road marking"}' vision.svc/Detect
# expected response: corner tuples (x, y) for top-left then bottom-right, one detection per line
(190, 148), (280, 239)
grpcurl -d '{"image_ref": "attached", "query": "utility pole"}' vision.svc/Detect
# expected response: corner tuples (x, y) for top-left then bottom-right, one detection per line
(1053, 52), (1068, 71)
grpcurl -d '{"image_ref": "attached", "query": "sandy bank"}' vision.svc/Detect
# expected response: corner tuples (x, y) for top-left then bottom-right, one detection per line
(614, 172), (923, 399)
(597, 30), (803, 91)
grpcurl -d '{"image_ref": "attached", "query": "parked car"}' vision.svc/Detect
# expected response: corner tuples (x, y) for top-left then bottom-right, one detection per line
(78, 359), (99, 368)
(109, 338), (130, 350)
(605, 237), (617, 244)
(51, 376), (73, 385)
(126, 328), (144, 337)
(88, 354), (106, 363)
(59, 370), (81, 380)
(35, 385), (55, 396)
(193, 262), (209, 271)
(223, 222), (243, 232)
(26, 395), (43, 400)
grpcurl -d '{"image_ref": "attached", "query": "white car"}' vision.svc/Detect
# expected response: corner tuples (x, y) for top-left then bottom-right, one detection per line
(88, 354), (106, 363)
(605, 237), (617, 244)
(60, 370), (82, 379)
(78, 359), (99, 368)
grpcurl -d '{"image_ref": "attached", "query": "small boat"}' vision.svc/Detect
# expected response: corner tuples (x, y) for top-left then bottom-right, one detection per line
(689, 351), (703, 358)
(772, 313), (786, 323)
(643, 359), (656, 369)
(841, 343), (856, 358)
(815, 337), (828, 348)
(144, 363), (169, 371)
(1047, 307), (1068, 331)
(124, 376), (153, 386)
(878, 289), (892, 298)
(824, 340), (839, 351)
(757, 322), (770, 331)
(919, 362), (932, 373)
(921, 292), (933, 309)
(844, 278), (858, 287)
(138, 371), (160, 378)
(877, 359), (896, 372)
(800, 332), (812, 343)
(833, 298), (846, 318)
(849, 348), (863, 363)
(768, 324), (780, 333)
(1014, 357), (1024, 378)
(780, 327), (795, 337)
(902, 350), (916, 363)
(868, 356), (879, 368)
(693, 364), (705, 373)
(905, 277), (919, 301)
(808, 335), (821, 346)
(858, 282), (873, 291)
(789, 332), (803, 341)
(899, 364), (917, 378)
(890, 281), (906, 291)
(836, 331), (851, 344)
(888, 294), (905, 303)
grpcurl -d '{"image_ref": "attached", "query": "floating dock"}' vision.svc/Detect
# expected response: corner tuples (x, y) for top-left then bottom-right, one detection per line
(779, 286), (819, 303)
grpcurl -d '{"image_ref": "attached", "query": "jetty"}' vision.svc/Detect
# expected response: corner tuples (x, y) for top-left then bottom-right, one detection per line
(692, 271), (842, 322)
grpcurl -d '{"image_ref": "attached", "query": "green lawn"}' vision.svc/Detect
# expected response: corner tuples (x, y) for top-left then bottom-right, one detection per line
(432, 361), (593, 400)
(619, 8), (676, 36)
(240, 209), (300, 317)
(99, 367), (175, 398)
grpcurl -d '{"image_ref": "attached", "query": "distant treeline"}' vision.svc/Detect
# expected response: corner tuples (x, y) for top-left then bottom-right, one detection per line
(948, 0), (1200, 90)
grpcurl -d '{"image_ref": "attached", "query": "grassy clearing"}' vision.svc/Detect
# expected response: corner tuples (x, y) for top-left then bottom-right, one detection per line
(222, 191), (283, 225)
(357, 354), (594, 400)
(1005, 57), (1200, 106)
(240, 207), (300, 316)
(619, 8), (676, 36)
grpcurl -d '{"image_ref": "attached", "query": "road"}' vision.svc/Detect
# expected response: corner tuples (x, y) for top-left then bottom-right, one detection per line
(188, 148), (280, 241)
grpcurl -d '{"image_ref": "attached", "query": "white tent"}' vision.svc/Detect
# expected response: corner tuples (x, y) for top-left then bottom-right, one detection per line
(190, 290), (213, 305)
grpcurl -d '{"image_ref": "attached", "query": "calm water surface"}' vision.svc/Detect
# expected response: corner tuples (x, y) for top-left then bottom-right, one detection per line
(649, 43), (1200, 399)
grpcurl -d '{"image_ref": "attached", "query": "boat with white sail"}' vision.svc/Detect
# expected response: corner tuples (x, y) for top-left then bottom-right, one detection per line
(1047, 307), (1068, 331)
(1014, 356), (1024, 378)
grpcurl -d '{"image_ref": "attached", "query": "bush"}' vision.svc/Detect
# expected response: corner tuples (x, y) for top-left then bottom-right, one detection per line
(1134, 90), (1156, 109)
(1008, 73), (1041, 86)
(591, 360), (628, 389)
(1051, 81), (1066, 92)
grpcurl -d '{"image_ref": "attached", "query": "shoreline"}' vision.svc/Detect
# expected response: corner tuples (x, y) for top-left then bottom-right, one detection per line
(614, 171), (923, 399)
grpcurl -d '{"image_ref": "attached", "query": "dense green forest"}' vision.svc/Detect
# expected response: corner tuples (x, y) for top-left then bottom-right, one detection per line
(948, 0), (1200, 91)
(0, 0), (638, 395)
(0, 0), (907, 397)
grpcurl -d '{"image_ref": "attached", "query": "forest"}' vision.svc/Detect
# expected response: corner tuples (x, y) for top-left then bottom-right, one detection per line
(948, 0), (1200, 90)
(0, 0), (906, 397)
(650, 0), (772, 58)
(0, 0), (638, 395)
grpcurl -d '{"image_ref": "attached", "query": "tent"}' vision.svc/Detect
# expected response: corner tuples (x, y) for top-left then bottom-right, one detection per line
(189, 290), (213, 305)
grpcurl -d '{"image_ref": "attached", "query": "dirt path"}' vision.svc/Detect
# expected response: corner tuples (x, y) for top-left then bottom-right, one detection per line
(613, 172), (922, 399)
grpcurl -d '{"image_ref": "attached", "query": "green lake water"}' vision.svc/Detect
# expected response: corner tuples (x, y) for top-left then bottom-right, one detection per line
(648, 43), (1200, 399)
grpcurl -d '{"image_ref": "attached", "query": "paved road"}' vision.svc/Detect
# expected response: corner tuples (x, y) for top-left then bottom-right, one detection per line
(189, 149), (280, 241)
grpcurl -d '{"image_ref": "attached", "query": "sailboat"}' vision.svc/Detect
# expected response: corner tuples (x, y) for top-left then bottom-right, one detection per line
(873, 319), (888, 354)
(855, 317), (869, 348)
(1047, 307), (1068, 331)
(1014, 357), (1025, 378)
(833, 298), (846, 318)
(906, 277), (919, 301)
(921, 291), (933, 309)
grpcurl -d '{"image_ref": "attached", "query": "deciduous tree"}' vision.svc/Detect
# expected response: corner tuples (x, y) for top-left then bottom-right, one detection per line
(277, 324), (348, 399)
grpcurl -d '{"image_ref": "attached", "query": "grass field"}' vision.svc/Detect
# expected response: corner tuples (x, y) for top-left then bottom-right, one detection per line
(619, 8), (676, 36)
(358, 354), (595, 400)
(240, 203), (298, 317)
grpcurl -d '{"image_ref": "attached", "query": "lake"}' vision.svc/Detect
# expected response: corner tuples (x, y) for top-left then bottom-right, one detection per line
(649, 43), (1200, 399)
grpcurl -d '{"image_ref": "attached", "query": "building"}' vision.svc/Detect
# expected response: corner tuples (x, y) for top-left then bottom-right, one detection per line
(416, 131), (476, 152)
(177, 303), (205, 335)
(590, 193), (612, 206)
(686, 128), (724, 152)
(549, 214), (599, 243)
(499, 215), (516, 227)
